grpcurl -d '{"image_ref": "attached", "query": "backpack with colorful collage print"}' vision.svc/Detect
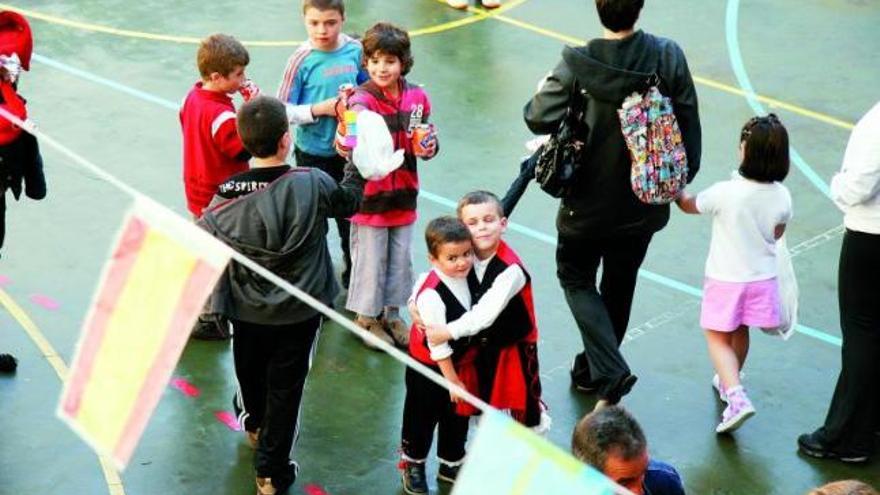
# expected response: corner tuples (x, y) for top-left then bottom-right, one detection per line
(617, 75), (688, 205)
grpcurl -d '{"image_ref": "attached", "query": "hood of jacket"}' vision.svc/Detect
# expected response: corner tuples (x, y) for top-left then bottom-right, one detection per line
(561, 30), (661, 103)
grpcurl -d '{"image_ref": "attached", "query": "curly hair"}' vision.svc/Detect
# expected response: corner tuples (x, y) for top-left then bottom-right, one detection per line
(362, 22), (414, 76)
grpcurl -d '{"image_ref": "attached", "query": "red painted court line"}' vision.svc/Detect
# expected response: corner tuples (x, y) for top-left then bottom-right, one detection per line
(29, 293), (60, 311)
(215, 411), (241, 431)
(170, 377), (200, 398)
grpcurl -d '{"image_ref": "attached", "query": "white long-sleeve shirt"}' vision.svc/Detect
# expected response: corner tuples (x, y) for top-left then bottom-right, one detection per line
(831, 101), (880, 234)
(415, 269), (471, 361)
(446, 255), (527, 340)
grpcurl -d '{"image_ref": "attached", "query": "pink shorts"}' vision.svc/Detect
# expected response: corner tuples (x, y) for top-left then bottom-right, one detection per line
(700, 277), (780, 332)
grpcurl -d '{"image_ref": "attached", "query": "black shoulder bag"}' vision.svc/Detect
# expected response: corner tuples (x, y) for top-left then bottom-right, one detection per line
(534, 84), (589, 198)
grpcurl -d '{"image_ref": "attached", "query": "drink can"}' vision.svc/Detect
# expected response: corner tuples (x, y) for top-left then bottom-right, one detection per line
(412, 123), (434, 156)
(239, 79), (260, 102)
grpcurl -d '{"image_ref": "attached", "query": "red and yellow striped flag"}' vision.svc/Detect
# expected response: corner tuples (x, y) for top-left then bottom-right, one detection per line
(58, 198), (230, 469)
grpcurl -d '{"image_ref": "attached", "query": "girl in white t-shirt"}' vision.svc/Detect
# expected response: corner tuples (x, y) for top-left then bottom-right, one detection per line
(676, 114), (793, 434)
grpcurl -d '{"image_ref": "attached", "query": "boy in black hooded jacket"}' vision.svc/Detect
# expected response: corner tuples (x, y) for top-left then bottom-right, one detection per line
(198, 95), (363, 495)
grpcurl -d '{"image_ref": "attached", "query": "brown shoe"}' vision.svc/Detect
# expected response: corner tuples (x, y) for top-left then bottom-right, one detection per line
(357, 316), (394, 350)
(383, 317), (410, 347)
(256, 477), (279, 495)
(246, 428), (260, 449)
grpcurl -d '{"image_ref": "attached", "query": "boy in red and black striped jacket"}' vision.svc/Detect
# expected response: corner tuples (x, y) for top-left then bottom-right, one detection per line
(336, 22), (439, 350)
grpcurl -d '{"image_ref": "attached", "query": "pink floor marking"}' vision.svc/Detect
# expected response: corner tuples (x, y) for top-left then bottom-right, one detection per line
(170, 377), (201, 398)
(29, 294), (60, 311)
(0, 274), (10, 286)
(214, 411), (242, 431)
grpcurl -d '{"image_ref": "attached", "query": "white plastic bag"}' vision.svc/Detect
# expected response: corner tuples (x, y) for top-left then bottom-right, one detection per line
(762, 236), (798, 340)
(351, 109), (405, 181)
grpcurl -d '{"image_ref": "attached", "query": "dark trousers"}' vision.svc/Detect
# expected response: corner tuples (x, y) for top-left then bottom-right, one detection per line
(815, 229), (880, 454)
(232, 315), (321, 481)
(557, 233), (653, 400)
(401, 366), (469, 463)
(294, 147), (351, 274)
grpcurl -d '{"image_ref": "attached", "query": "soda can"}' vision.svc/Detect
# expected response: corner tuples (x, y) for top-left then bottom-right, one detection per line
(239, 79), (261, 102)
(412, 123), (434, 156)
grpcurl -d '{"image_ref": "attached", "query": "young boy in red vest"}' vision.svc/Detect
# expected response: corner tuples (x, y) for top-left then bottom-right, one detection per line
(426, 190), (547, 430)
(400, 216), (474, 495)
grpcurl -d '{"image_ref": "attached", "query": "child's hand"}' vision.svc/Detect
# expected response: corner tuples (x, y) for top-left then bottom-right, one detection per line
(674, 191), (699, 214)
(449, 377), (466, 403)
(408, 301), (425, 332)
(425, 324), (452, 345)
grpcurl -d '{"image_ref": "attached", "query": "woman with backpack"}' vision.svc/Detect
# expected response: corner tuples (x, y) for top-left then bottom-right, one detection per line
(523, 0), (701, 409)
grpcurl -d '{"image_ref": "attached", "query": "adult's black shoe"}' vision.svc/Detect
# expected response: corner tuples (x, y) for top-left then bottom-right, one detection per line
(797, 432), (869, 464)
(0, 353), (17, 373)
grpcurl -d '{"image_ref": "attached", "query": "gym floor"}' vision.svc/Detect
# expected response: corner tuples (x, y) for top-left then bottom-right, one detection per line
(0, 1), (878, 493)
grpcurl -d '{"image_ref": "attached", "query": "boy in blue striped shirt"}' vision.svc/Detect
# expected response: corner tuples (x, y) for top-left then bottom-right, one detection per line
(277, 0), (367, 288)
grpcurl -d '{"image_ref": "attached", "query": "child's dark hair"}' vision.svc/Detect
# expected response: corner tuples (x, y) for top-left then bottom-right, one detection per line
(197, 34), (249, 79)
(237, 96), (289, 158)
(425, 216), (471, 257)
(595, 0), (644, 32)
(738, 113), (789, 183)
(362, 22), (413, 76)
(457, 190), (504, 218)
(302, 0), (345, 16)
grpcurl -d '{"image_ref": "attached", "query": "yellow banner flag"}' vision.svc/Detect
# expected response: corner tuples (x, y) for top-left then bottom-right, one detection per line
(58, 198), (230, 469)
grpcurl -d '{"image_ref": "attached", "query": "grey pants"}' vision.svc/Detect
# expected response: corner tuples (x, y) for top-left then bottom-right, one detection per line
(346, 223), (415, 317)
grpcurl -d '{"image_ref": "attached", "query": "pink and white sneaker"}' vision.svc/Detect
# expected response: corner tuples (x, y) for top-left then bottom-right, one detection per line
(711, 372), (745, 404)
(716, 386), (755, 433)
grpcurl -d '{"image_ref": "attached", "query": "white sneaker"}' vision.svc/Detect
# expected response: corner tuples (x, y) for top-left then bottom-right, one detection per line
(446, 0), (468, 8)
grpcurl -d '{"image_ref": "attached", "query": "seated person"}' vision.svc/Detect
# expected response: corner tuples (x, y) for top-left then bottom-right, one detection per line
(572, 405), (685, 495)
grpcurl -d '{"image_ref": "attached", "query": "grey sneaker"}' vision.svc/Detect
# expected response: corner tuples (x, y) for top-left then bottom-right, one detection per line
(382, 317), (410, 347)
(357, 317), (394, 350)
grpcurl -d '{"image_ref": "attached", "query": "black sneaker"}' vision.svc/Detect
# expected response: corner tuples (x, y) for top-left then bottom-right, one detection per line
(0, 353), (17, 373)
(570, 353), (597, 393)
(603, 374), (638, 405)
(437, 463), (461, 484)
(401, 462), (428, 494)
(190, 314), (231, 341)
(797, 432), (869, 463)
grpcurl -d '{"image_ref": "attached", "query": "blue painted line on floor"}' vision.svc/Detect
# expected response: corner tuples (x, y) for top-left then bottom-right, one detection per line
(32, 52), (842, 347)
(724, 0), (831, 199)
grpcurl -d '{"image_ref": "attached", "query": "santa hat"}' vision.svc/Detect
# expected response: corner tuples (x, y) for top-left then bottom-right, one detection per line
(0, 11), (32, 71)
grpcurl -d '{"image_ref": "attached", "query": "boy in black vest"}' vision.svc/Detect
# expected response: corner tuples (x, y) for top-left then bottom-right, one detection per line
(426, 190), (547, 430)
(400, 216), (474, 495)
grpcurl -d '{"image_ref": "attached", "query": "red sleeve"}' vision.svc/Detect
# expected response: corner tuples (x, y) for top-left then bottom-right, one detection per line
(211, 111), (246, 159)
